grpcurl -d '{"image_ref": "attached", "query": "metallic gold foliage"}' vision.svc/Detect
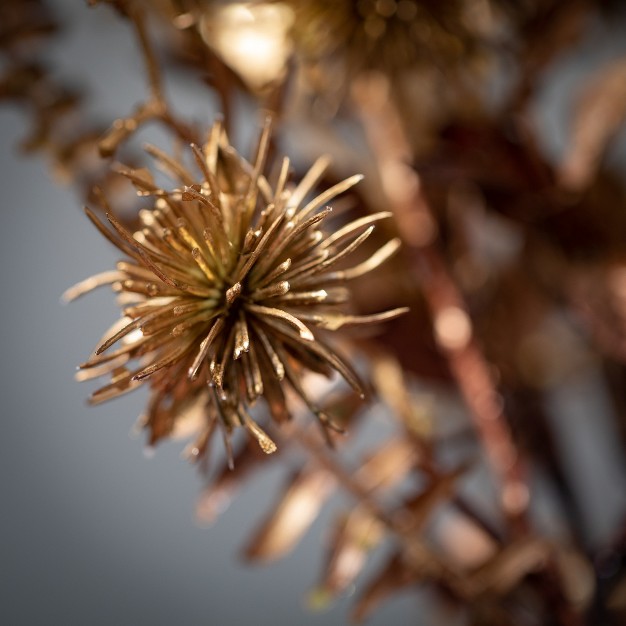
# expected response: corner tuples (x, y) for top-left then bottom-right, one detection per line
(242, 465), (336, 561)
(66, 119), (407, 458)
(6, 0), (626, 623)
(285, 0), (483, 77)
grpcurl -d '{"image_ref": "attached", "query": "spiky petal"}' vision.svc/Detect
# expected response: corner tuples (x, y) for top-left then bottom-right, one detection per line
(69, 120), (406, 458)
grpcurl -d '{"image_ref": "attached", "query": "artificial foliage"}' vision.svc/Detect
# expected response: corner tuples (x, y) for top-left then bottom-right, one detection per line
(3, 0), (626, 624)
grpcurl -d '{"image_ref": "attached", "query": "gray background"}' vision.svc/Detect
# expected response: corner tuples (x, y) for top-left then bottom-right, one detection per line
(2, 2), (626, 625)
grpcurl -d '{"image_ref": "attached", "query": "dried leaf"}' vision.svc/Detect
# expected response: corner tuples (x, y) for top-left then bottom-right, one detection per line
(560, 57), (626, 191)
(355, 437), (418, 493)
(310, 505), (383, 606)
(401, 465), (468, 534)
(242, 466), (336, 562)
(372, 354), (434, 438)
(351, 552), (417, 623)
(552, 544), (595, 609)
(465, 538), (548, 596)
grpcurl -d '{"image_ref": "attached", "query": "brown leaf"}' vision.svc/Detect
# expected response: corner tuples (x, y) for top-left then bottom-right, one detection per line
(371, 354), (434, 438)
(351, 552), (417, 623)
(560, 57), (626, 192)
(465, 538), (548, 596)
(355, 437), (419, 493)
(400, 464), (469, 534)
(242, 466), (336, 562)
(552, 544), (595, 610)
(519, 1), (589, 84)
(310, 505), (383, 607)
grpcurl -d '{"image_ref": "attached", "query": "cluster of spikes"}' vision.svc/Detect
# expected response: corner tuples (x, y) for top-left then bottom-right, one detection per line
(65, 119), (407, 462)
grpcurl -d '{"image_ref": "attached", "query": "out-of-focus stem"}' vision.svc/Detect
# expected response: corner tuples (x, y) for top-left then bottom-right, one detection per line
(129, 5), (165, 103)
(352, 73), (529, 531)
(290, 427), (473, 600)
(97, 3), (200, 157)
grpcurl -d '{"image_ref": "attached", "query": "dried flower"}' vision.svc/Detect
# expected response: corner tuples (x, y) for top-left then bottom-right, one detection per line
(66, 119), (406, 460)
(284, 0), (482, 80)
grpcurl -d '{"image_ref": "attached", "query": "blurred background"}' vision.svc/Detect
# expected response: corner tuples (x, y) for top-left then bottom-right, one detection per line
(2, 1), (626, 624)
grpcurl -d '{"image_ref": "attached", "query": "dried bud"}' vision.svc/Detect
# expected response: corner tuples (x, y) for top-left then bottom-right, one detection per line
(66, 119), (406, 459)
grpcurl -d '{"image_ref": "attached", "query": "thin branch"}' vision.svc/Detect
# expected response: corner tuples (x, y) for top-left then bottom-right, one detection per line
(95, 1), (201, 157)
(351, 73), (529, 532)
(289, 426), (474, 600)
(128, 4), (165, 103)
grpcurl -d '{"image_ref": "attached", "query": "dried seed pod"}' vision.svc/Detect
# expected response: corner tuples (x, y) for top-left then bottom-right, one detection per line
(67, 119), (406, 457)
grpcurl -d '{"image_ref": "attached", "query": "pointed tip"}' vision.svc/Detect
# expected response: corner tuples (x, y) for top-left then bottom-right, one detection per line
(128, 422), (143, 440)
(300, 328), (315, 341)
(314, 154), (332, 169)
(260, 440), (278, 455)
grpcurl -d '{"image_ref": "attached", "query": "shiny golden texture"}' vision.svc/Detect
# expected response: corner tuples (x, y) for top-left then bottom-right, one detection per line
(285, 0), (482, 78)
(66, 120), (406, 459)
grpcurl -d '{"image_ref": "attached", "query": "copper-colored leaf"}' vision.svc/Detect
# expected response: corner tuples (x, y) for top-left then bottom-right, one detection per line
(371, 354), (433, 438)
(465, 538), (548, 596)
(351, 552), (417, 623)
(310, 505), (383, 607)
(355, 437), (418, 493)
(560, 57), (626, 191)
(552, 544), (595, 610)
(242, 466), (336, 562)
(401, 464), (468, 534)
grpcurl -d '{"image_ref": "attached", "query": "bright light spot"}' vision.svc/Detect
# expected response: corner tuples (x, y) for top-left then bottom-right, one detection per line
(201, 3), (294, 91)
(503, 480), (530, 516)
(434, 306), (472, 351)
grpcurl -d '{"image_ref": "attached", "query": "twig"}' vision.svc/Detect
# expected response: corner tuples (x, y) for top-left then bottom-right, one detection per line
(289, 426), (474, 600)
(129, 4), (164, 102)
(96, 1), (200, 157)
(351, 73), (529, 532)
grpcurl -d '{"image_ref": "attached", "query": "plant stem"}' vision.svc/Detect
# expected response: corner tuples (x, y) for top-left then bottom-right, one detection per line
(351, 72), (529, 532)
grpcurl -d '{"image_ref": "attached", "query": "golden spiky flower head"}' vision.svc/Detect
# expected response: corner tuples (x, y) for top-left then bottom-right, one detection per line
(66, 120), (406, 459)
(284, 0), (482, 79)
